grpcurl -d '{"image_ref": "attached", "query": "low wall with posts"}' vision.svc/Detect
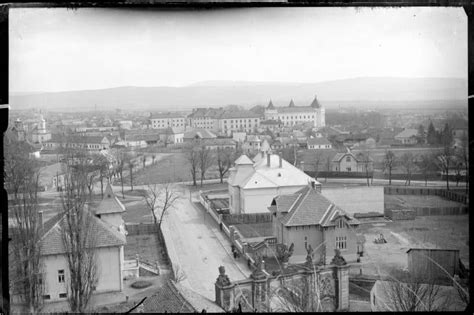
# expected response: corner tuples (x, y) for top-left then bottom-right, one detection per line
(221, 213), (272, 225)
(305, 171), (373, 179)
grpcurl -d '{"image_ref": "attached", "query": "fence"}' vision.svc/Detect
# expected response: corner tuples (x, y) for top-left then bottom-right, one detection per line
(385, 209), (416, 220)
(305, 171), (373, 179)
(384, 186), (468, 205)
(125, 223), (159, 236)
(221, 213), (272, 225)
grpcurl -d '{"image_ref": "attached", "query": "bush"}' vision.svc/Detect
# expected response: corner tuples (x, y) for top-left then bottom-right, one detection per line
(131, 280), (152, 289)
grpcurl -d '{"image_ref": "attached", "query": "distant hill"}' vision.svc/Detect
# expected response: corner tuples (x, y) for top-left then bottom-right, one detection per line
(10, 77), (467, 112)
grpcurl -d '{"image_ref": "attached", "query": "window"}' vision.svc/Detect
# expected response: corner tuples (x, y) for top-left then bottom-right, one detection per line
(59, 293), (67, 298)
(58, 270), (65, 283)
(336, 236), (347, 250)
(43, 295), (51, 300)
(336, 219), (345, 229)
(346, 156), (351, 162)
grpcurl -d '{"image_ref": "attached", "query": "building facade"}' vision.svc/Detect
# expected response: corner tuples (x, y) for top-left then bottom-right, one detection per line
(227, 152), (320, 214)
(149, 113), (186, 131)
(264, 96), (325, 129)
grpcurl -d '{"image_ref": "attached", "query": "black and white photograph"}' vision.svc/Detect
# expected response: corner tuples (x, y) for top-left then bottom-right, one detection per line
(5, 6), (469, 313)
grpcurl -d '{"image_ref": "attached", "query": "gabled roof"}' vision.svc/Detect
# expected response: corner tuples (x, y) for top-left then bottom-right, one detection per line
(183, 129), (217, 140)
(289, 99), (295, 107)
(234, 154), (254, 165)
(275, 186), (359, 227)
(395, 128), (418, 139)
(150, 112), (185, 119)
(241, 154), (318, 189)
(307, 137), (332, 146)
(95, 183), (126, 215)
(40, 208), (126, 256)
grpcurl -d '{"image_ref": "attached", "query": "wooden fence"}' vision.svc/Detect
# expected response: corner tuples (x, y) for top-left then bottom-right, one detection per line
(384, 186), (468, 205)
(125, 223), (159, 236)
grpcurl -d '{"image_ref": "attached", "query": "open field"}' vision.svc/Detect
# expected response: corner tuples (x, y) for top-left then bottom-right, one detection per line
(322, 186), (384, 214)
(124, 233), (170, 267)
(385, 194), (465, 210)
(357, 215), (469, 277)
(121, 152), (222, 185)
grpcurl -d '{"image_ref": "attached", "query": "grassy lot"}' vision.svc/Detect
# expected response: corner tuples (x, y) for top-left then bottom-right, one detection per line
(187, 182), (228, 192)
(121, 152), (222, 185)
(385, 195), (465, 210)
(357, 215), (469, 277)
(124, 233), (170, 267)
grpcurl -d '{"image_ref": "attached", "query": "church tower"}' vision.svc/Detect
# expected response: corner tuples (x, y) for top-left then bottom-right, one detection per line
(264, 99), (277, 120)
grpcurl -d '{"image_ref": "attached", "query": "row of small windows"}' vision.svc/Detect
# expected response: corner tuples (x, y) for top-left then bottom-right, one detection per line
(336, 236), (347, 249)
(278, 115), (315, 120)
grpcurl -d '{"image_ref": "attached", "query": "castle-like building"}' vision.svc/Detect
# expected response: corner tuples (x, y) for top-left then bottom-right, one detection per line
(264, 95), (325, 128)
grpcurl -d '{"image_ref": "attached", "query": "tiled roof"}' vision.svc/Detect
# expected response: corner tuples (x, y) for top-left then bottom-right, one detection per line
(395, 128), (418, 139)
(241, 154), (318, 189)
(307, 137), (332, 146)
(183, 129), (217, 139)
(202, 138), (236, 146)
(276, 186), (359, 227)
(40, 208), (126, 256)
(260, 119), (281, 125)
(276, 106), (317, 113)
(219, 110), (261, 119)
(235, 155), (254, 165)
(150, 112), (185, 119)
(95, 183), (126, 215)
(144, 280), (195, 313)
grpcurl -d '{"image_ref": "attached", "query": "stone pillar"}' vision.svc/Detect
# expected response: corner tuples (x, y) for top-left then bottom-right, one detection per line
(335, 264), (350, 311)
(251, 260), (268, 312)
(215, 266), (236, 312)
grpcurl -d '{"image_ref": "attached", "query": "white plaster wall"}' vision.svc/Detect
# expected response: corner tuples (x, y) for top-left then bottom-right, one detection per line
(41, 246), (123, 302)
(242, 185), (307, 214)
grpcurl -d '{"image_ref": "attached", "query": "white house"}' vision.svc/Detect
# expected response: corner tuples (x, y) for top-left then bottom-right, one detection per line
(394, 129), (419, 145)
(227, 152), (320, 214)
(307, 137), (332, 149)
(37, 207), (126, 305)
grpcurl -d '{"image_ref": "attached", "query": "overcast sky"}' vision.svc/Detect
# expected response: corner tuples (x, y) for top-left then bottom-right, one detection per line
(10, 7), (467, 93)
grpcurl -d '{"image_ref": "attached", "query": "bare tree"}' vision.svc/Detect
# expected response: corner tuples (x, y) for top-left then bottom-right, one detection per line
(415, 153), (437, 187)
(127, 157), (136, 191)
(198, 145), (214, 186)
(438, 124), (454, 190)
(357, 151), (372, 187)
(6, 139), (44, 314)
(381, 275), (450, 312)
(324, 154), (331, 183)
(141, 183), (179, 236)
(60, 156), (98, 313)
(458, 133), (469, 193)
(312, 150), (323, 180)
(383, 150), (396, 185)
(186, 145), (199, 186)
(400, 152), (416, 186)
(216, 147), (234, 183)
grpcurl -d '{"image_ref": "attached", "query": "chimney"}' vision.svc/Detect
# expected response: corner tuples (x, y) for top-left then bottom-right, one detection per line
(279, 153), (282, 168)
(38, 211), (43, 231)
(300, 161), (305, 171)
(311, 181), (315, 189)
(267, 153), (271, 167)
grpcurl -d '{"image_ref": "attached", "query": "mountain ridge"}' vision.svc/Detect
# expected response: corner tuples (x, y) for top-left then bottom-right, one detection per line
(10, 77), (467, 112)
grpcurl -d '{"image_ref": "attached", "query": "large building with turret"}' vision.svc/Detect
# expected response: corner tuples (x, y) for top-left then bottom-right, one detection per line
(264, 95), (325, 129)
